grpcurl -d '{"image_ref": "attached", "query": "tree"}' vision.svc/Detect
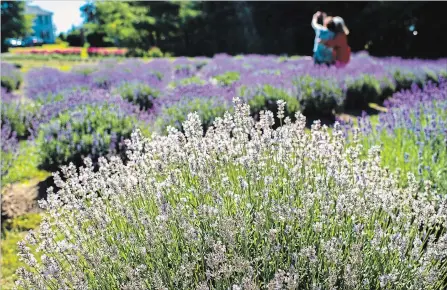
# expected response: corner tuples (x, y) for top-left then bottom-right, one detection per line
(58, 32), (67, 42)
(81, 1), (155, 48)
(77, 1), (445, 58)
(1, 1), (33, 52)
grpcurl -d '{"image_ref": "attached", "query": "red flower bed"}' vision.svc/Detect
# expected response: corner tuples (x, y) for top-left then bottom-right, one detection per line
(14, 48), (82, 56)
(87, 47), (127, 57)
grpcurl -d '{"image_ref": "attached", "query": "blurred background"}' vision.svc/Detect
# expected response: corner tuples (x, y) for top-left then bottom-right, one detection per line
(1, 1), (444, 58)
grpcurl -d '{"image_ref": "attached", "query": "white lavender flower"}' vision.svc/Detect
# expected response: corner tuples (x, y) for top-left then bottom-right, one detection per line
(13, 100), (447, 290)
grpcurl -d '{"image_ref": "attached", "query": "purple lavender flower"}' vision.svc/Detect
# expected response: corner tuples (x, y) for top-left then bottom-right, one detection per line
(1, 119), (19, 180)
(26, 67), (93, 102)
(153, 83), (235, 132)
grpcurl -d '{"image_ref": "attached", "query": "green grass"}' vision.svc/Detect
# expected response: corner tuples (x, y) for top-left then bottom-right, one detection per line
(2, 141), (50, 187)
(1, 213), (42, 289)
(1, 230), (27, 289)
(0, 213), (41, 289)
(3, 212), (42, 231)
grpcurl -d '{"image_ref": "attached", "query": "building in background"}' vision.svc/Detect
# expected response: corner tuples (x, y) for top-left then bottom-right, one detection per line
(25, 5), (55, 44)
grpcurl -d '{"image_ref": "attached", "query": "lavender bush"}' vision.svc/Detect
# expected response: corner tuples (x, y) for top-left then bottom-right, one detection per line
(1, 88), (37, 139)
(26, 68), (92, 103)
(1, 62), (22, 92)
(341, 80), (447, 191)
(112, 81), (160, 110)
(379, 57), (447, 91)
(16, 100), (447, 289)
(213, 71), (241, 86)
(32, 89), (153, 130)
(34, 89), (152, 171)
(344, 74), (394, 110)
(38, 104), (149, 171)
(91, 60), (166, 90)
(293, 75), (343, 116)
(168, 76), (206, 88)
(1, 119), (19, 181)
(238, 74), (299, 122)
(153, 84), (234, 133)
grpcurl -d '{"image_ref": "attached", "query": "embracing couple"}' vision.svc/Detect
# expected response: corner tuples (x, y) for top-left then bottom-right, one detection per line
(312, 11), (351, 68)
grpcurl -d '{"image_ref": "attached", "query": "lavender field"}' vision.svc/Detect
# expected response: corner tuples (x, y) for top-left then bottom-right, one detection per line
(1, 53), (447, 289)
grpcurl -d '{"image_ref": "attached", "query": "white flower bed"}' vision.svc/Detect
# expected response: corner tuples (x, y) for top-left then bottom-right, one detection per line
(16, 99), (447, 289)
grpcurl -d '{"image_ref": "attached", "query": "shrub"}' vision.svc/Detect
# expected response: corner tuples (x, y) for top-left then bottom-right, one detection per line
(0, 89), (37, 139)
(66, 29), (83, 47)
(173, 58), (200, 80)
(1, 101), (37, 139)
(392, 69), (425, 91)
(155, 98), (231, 134)
(112, 81), (160, 110)
(239, 84), (299, 123)
(86, 32), (114, 47)
(153, 84), (234, 133)
(126, 48), (147, 58)
(1, 141), (50, 186)
(293, 75), (343, 116)
(71, 64), (97, 76)
(147, 46), (164, 58)
(342, 80), (447, 191)
(1, 119), (19, 181)
(213, 71), (240, 86)
(26, 68), (93, 103)
(344, 74), (382, 110)
(38, 104), (148, 171)
(1, 63), (22, 92)
(193, 58), (209, 70)
(379, 77), (396, 101)
(16, 100), (447, 289)
(168, 76), (206, 88)
(423, 68), (440, 85)
(91, 59), (165, 90)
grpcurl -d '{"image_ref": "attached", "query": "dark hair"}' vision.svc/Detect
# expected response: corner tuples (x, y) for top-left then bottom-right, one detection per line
(326, 20), (336, 32)
(327, 20), (344, 34)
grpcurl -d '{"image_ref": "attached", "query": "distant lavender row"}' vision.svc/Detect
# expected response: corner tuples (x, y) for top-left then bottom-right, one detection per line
(2, 53), (446, 173)
(33, 89), (153, 129)
(24, 54), (447, 114)
(25, 53), (447, 97)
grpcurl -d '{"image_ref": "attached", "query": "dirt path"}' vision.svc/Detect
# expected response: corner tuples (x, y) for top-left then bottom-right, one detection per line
(1, 177), (52, 220)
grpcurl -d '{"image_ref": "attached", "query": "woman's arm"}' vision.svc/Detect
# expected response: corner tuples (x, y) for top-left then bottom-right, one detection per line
(321, 34), (342, 47)
(311, 11), (325, 30)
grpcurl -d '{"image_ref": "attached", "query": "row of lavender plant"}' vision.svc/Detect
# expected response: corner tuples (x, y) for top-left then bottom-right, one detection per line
(1, 118), (19, 181)
(15, 100), (447, 289)
(2, 53), (446, 179)
(340, 79), (447, 191)
(34, 89), (153, 171)
(1, 88), (27, 182)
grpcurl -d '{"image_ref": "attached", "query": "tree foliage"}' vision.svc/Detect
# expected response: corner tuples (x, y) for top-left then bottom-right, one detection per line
(1, 1), (33, 52)
(79, 1), (445, 58)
